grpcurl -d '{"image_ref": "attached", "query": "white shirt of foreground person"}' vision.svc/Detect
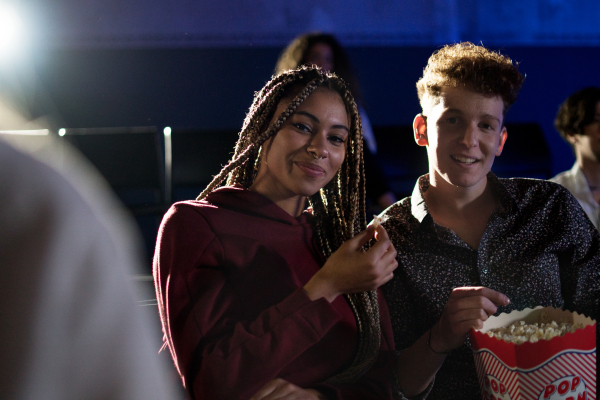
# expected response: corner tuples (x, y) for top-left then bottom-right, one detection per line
(0, 139), (181, 400)
(551, 162), (600, 229)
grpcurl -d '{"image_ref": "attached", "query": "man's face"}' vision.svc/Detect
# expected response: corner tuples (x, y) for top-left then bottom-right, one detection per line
(572, 101), (600, 162)
(417, 86), (507, 192)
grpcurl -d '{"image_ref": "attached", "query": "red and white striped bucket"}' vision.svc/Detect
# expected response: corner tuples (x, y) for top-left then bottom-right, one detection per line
(469, 307), (596, 400)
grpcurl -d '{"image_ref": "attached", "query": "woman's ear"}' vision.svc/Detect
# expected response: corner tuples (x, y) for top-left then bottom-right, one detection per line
(413, 114), (428, 146)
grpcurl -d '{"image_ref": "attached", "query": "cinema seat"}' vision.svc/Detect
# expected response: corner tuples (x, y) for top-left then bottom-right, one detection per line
(165, 128), (239, 202)
(59, 126), (166, 268)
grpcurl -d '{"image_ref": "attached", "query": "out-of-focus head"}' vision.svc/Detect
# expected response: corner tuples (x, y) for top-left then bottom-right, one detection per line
(275, 33), (346, 74)
(275, 33), (363, 103)
(304, 42), (334, 72)
(417, 42), (525, 119)
(554, 86), (600, 139)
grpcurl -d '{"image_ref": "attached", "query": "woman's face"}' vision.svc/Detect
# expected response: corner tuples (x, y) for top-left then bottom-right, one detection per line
(251, 87), (349, 208)
(305, 43), (334, 73)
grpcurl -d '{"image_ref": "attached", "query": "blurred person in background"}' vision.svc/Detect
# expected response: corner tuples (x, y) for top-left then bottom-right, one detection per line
(276, 32), (397, 213)
(550, 86), (600, 230)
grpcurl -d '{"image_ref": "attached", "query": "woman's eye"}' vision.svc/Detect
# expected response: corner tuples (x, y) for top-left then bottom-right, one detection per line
(293, 123), (311, 132)
(328, 135), (346, 145)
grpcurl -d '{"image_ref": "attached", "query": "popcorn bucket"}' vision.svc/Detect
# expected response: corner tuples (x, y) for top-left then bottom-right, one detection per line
(469, 307), (596, 400)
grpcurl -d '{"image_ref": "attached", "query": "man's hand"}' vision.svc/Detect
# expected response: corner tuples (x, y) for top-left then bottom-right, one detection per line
(431, 286), (510, 353)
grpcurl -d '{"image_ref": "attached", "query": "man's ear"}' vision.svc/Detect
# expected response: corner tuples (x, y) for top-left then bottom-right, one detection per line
(413, 114), (428, 146)
(496, 126), (508, 156)
(565, 132), (579, 146)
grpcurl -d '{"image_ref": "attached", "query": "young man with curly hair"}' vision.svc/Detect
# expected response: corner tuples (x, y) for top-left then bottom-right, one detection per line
(381, 43), (600, 399)
(551, 87), (600, 229)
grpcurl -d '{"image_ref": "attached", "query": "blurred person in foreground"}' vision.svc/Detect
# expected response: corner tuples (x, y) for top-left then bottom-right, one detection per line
(380, 42), (600, 399)
(550, 86), (600, 230)
(0, 117), (181, 400)
(276, 32), (397, 212)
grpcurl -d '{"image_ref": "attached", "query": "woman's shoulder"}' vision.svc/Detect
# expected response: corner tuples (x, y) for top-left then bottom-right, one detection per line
(165, 185), (248, 219)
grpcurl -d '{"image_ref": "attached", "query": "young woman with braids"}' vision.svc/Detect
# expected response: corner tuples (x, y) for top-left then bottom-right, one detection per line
(153, 66), (398, 400)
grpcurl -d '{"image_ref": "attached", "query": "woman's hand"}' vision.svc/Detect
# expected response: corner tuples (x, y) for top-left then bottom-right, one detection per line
(249, 379), (327, 400)
(430, 286), (510, 353)
(304, 225), (398, 302)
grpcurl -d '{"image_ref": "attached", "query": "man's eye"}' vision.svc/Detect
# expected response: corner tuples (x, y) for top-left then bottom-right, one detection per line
(447, 117), (458, 124)
(482, 124), (494, 130)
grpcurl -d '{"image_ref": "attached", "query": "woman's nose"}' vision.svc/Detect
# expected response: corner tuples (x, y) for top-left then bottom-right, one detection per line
(307, 134), (329, 159)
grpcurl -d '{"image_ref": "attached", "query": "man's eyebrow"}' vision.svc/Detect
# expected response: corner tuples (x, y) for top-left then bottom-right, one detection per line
(296, 111), (349, 132)
(482, 113), (502, 124)
(443, 109), (502, 124)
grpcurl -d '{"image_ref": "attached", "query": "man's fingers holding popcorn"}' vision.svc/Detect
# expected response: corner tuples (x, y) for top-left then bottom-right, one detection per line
(435, 286), (510, 351)
(449, 286), (510, 307)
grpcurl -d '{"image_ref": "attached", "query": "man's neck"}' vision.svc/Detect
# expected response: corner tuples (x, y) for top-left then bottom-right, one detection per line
(578, 157), (600, 190)
(424, 176), (499, 250)
(425, 174), (492, 215)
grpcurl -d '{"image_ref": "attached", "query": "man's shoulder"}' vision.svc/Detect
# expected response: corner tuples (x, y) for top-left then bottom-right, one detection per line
(498, 177), (580, 218)
(550, 170), (573, 184)
(499, 176), (569, 200)
(379, 197), (421, 243)
(380, 196), (412, 221)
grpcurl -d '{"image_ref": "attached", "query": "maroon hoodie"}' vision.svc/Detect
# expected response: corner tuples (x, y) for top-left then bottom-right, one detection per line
(154, 185), (395, 400)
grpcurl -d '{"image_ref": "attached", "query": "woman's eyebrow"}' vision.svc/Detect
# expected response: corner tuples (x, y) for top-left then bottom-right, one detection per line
(296, 111), (320, 122)
(296, 111), (349, 132)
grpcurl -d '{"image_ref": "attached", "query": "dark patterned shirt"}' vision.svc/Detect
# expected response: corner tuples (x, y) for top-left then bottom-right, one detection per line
(381, 173), (600, 400)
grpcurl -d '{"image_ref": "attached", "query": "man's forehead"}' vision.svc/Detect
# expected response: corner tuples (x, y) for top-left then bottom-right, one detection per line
(424, 87), (504, 115)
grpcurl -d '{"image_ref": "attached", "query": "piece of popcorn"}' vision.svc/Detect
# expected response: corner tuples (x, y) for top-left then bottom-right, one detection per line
(372, 214), (382, 228)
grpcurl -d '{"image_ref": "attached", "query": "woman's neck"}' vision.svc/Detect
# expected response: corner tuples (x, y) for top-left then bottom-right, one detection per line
(249, 180), (307, 217)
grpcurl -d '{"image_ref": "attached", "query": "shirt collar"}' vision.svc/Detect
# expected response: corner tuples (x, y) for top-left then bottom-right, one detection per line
(410, 174), (430, 223)
(410, 172), (519, 224)
(568, 163), (596, 201)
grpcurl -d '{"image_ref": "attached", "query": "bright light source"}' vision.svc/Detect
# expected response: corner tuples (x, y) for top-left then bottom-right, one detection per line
(0, 5), (24, 59)
(163, 127), (172, 136)
(58, 128), (66, 136)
